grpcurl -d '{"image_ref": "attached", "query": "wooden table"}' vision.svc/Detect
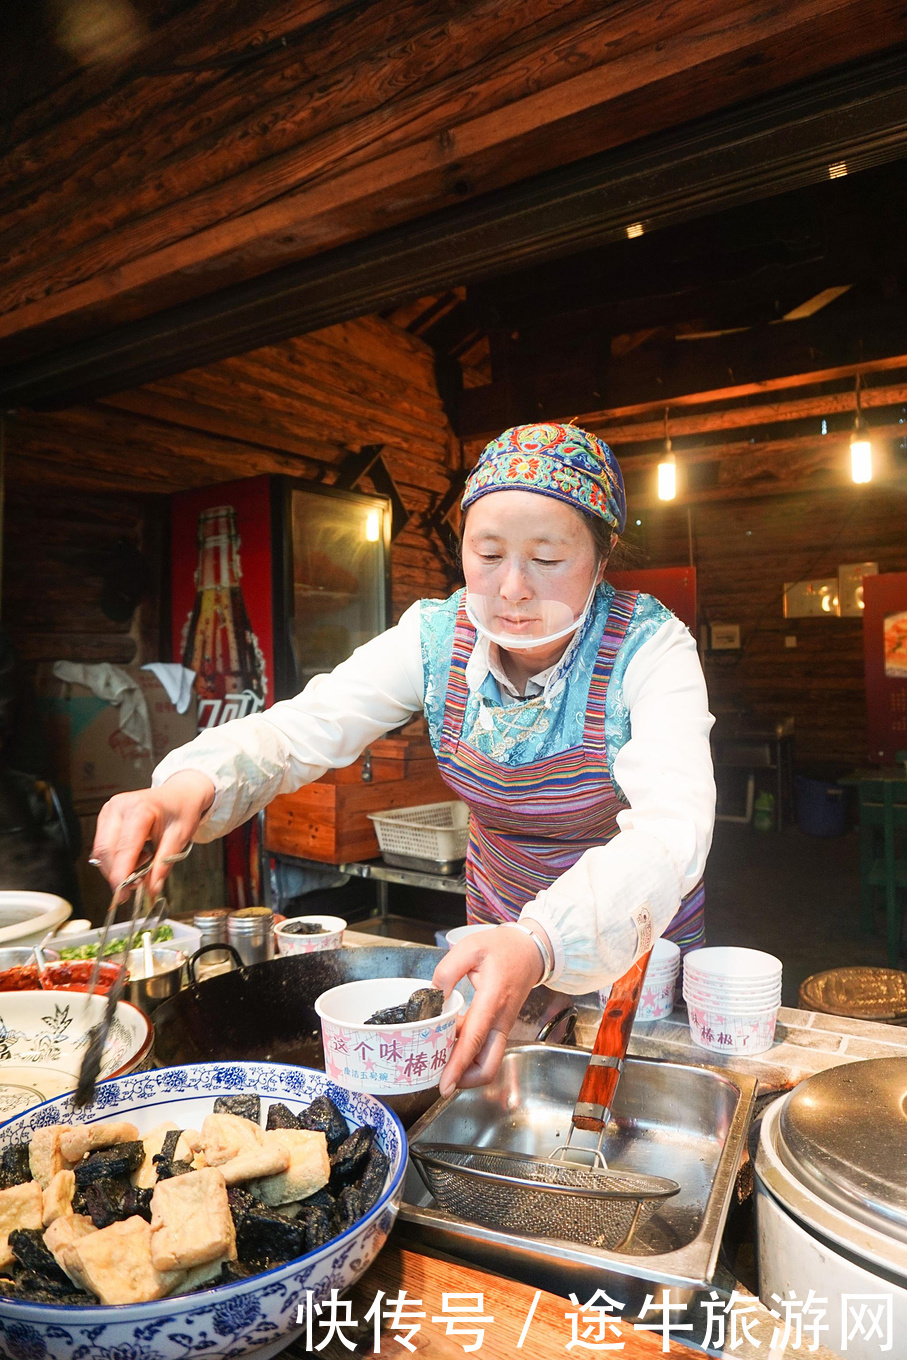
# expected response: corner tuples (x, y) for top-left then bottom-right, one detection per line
(298, 1241), (703, 1359)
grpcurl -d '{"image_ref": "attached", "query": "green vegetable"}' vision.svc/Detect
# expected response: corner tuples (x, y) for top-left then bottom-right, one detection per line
(59, 922), (175, 961)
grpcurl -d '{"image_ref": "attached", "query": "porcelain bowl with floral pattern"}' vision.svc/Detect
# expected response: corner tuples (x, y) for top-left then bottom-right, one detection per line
(0, 1061), (406, 1360)
(0, 989), (153, 1119)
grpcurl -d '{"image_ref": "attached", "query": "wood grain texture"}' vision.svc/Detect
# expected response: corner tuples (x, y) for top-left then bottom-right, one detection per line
(307, 1242), (703, 1360)
(2, 312), (460, 671)
(1, 0), (903, 358)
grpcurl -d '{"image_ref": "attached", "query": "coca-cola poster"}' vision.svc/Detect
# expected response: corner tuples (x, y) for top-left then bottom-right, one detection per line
(171, 475), (275, 731)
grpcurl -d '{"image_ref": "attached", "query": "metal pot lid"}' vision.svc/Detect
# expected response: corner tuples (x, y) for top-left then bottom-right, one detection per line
(777, 1057), (907, 1243)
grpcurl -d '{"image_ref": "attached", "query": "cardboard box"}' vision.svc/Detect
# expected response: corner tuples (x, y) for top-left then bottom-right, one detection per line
(37, 666), (198, 814)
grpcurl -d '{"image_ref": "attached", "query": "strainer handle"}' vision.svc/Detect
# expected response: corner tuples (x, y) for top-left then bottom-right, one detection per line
(572, 948), (652, 1133)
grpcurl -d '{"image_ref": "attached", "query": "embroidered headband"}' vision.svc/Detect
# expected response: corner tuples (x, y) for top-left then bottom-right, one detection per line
(461, 423), (627, 534)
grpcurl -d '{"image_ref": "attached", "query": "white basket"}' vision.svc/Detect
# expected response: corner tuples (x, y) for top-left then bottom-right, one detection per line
(368, 800), (470, 866)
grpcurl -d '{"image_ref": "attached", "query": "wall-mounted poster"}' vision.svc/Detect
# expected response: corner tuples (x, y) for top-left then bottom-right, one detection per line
(884, 611), (907, 679)
(863, 573), (907, 763)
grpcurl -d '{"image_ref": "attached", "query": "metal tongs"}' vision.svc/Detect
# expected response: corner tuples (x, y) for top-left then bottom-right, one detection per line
(73, 844), (191, 1108)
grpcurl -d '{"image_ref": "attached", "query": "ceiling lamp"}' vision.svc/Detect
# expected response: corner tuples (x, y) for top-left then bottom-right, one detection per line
(850, 374), (873, 484)
(657, 409), (677, 501)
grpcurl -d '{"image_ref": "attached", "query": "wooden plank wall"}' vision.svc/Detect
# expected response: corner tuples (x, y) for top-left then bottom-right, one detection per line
(2, 314), (458, 664)
(2, 0), (903, 362)
(635, 483), (907, 767)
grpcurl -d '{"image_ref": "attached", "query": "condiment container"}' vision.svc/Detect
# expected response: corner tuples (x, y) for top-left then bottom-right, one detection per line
(227, 907), (276, 966)
(192, 908), (234, 979)
(124, 946), (187, 1012)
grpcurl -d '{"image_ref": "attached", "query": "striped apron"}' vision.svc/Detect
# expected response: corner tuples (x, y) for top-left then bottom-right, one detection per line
(437, 589), (705, 957)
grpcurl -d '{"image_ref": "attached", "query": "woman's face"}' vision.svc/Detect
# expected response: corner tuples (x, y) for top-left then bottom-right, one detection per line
(461, 490), (604, 667)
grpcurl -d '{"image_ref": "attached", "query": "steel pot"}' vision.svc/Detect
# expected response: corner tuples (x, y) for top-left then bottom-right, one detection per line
(152, 944), (577, 1126)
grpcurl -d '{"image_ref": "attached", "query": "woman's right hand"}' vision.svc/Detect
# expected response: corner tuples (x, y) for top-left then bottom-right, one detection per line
(91, 771), (216, 898)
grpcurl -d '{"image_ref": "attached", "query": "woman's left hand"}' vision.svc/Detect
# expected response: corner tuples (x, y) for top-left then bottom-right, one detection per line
(432, 923), (548, 1096)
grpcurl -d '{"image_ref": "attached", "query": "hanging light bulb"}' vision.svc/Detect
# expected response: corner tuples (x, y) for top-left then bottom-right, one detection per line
(850, 373), (873, 484)
(365, 509), (381, 541)
(657, 408), (677, 500)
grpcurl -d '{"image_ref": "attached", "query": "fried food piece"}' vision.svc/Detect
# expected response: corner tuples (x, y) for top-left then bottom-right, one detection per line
(131, 1122), (196, 1189)
(73, 1142), (144, 1187)
(297, 1095), (349, 1152)
(70, 1216), (185, 1305)
(405, 987), (445, 1022)
(42, 1169), (75, 1225)
(266, 1102), (301, 1131)
(218, 1142), (290, 1187)
(0, 1144), (32, 1190)
(149, 1166), (236, 1272)
(28, 1126), (73, 1188)
(329, 1127), (374, 1190)
(59, 1122), (139, 1164)
(253, 1130), (330, 1207)
(0, 1182), (46, 1271)
(213, 1095), (261, 1123)
(169, 1254), (230, 1295)
(235, 1203), (306, 1265)
(9, 1227), (71, 1284)
(43, 1212), (96, 1286)
(199, 1113), (263, 1167)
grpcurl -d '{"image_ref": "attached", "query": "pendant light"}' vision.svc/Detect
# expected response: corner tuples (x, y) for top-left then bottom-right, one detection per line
(657, 408), (677, 501)
(850, 373), (872, 484)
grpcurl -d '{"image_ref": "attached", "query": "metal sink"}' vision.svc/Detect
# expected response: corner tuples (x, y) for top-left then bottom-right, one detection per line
(397, 1044), (756, 1313)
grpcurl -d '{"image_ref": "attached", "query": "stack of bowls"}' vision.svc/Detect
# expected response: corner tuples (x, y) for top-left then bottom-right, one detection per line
(683, 946), (782, 1055)
(599, 936), (682, 1021)
(636, 936), (682, 1020)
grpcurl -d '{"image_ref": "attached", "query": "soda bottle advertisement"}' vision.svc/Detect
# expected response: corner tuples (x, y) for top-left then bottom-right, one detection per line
(171, 476), (275, 730)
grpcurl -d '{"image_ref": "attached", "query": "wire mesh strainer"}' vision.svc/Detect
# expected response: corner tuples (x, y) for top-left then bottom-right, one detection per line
(410, 945), (681, 1247)
(409, 1143), (678, 1248)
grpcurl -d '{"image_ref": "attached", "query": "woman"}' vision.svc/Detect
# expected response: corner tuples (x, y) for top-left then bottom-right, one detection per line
(94, 424), (715, 1097)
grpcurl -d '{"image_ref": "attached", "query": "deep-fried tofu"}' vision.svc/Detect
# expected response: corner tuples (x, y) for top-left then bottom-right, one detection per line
(60, 1121), (140, 1164)
(0, 1181), (44, 1270)
(149, 1166), (236, 1271)
(44, 1213), (96, 1287)
(131, 1122), (196, 1188)
(218, 1142), (289, 1187)
(253, 1129), (331, 1207)
(169, 1254), (229, 1295)
(199, 1113), (262, 1167)
(28, 1125), (73, 1187)
(42, 1168), (75, 1225)
(70, 1216), (185, 1305)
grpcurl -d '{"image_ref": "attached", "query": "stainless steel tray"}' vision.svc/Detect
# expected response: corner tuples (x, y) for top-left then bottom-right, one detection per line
(398, 1044), (756, 1313)
(379, 850), (465, 875)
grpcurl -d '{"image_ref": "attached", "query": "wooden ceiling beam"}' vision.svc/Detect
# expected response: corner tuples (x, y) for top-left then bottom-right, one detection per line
(460, 299), (907, 440)
(1, 0), (904, 372)
(591, 380), (907, 445)
(4, 44), (907, 407)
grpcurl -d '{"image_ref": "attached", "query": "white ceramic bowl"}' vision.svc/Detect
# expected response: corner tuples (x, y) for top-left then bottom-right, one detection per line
(275, 914), (346, 955)
(684, 946), (782, 982)
(685, 998), (779, 1055)
(0, 1062), (406, 1360)
(0, 893), (71, 947)
(445, 923), (495, 947)
(0, 990), (153, 1119)
(316, 977), (465, 1094)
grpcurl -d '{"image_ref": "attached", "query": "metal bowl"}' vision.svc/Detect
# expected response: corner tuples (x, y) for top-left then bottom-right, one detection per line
(0, 945), (61, 970)
(124, 945), (187, 1012)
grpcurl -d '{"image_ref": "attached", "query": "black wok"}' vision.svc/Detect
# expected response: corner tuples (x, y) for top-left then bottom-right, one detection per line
(152, 945), (577, 1126)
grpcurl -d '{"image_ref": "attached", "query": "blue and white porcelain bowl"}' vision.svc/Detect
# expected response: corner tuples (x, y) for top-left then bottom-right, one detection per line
(0, 1061), (406, 1360)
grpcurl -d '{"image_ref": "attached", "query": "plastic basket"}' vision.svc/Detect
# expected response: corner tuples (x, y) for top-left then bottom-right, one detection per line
(368, 800), (470, 869)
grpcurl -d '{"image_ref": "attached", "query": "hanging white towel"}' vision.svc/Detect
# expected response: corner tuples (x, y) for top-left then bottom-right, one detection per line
(141, 663), (197, 715)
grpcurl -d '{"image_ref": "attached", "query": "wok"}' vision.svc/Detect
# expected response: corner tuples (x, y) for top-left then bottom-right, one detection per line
(152, 944), (577, 1126)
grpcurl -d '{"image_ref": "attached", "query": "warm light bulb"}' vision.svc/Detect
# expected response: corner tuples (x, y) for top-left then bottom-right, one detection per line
(850, 437), (872, 484)
(657, 454), (677, 501)
(365, 509), (381, 541)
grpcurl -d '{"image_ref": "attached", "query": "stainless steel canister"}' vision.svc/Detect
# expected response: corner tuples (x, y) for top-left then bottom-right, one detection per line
(193, 909), (234, 979)
(227, 907), (276, 966)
